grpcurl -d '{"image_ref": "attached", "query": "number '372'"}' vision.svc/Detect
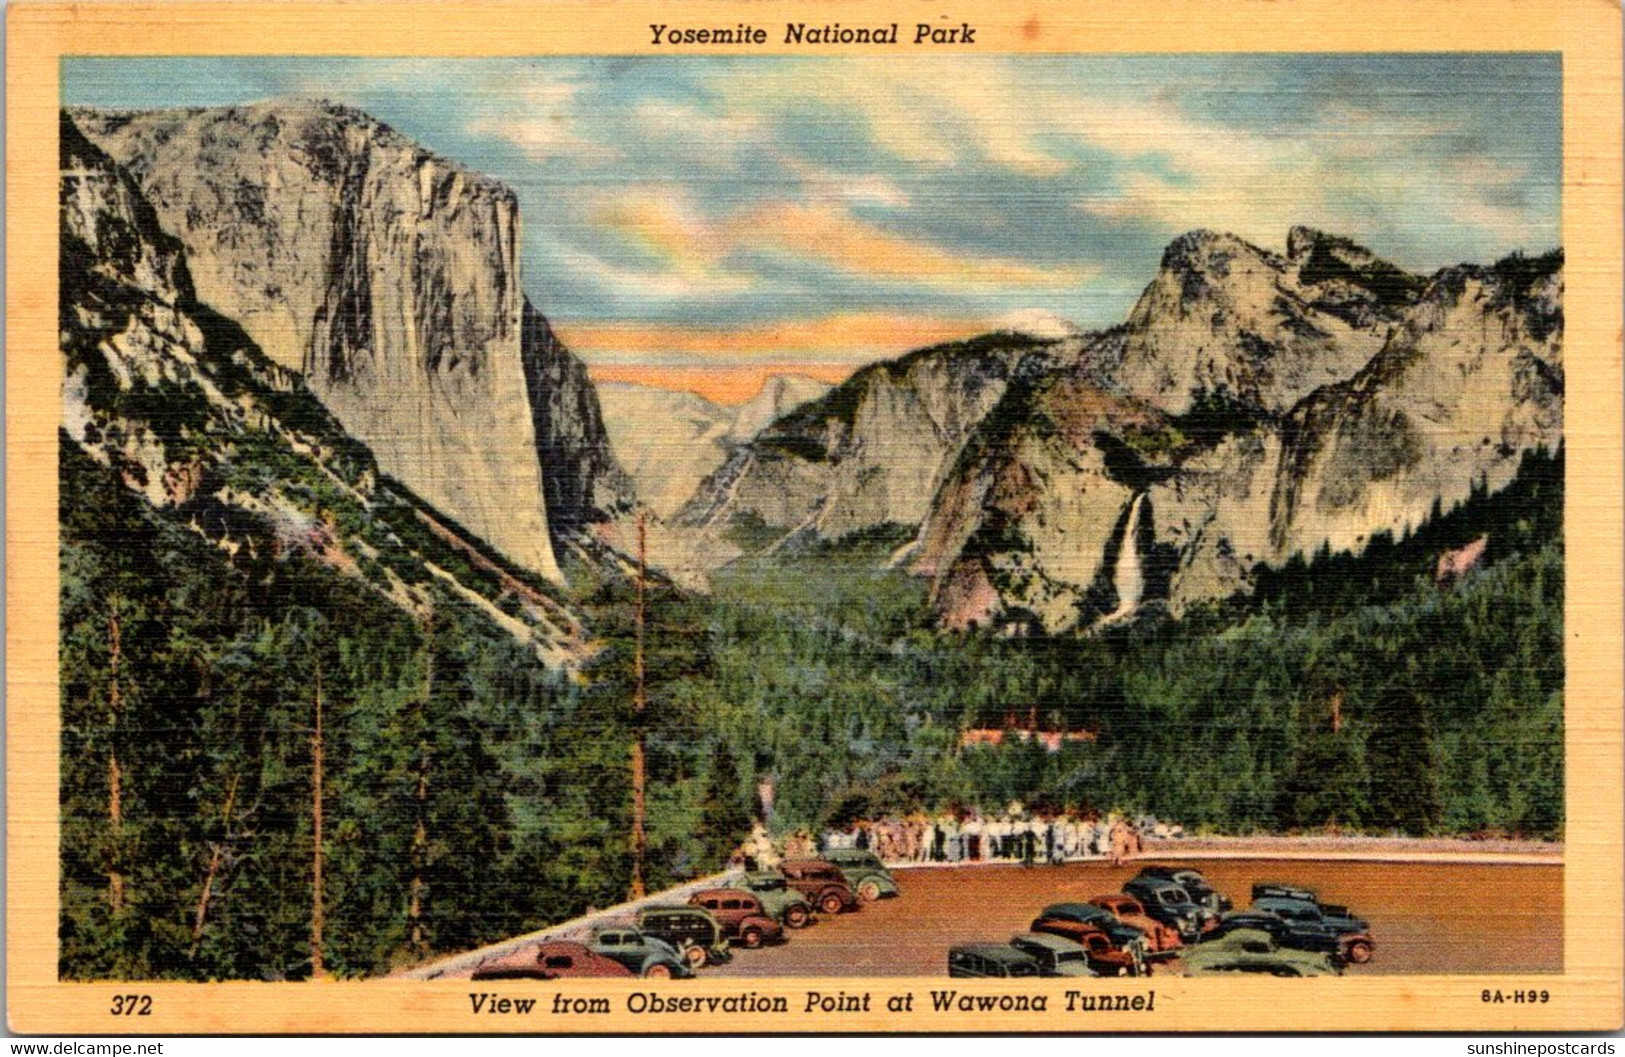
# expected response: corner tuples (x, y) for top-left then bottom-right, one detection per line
(110, 994), (152, 1016)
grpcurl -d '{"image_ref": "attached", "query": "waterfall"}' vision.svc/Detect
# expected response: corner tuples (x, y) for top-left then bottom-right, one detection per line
(1108, 493), (1147, 619)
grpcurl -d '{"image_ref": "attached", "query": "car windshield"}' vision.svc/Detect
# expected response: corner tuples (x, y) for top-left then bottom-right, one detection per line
(752, 879), (786, 890)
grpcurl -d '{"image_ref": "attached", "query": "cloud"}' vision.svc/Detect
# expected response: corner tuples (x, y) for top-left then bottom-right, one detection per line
(554, 312), (994, 368)
(710, 58), (1072, 177)
(784, 161), (913, 209)
(1067, 95), (1554, 254)
(735, 202), (1094, 288)
(585, 188), (1095, 300)
(592, 189), (730, 273)
(630, 100), (765, 162)
(464, 70), (623, 164)
(566, 247), (755, 301)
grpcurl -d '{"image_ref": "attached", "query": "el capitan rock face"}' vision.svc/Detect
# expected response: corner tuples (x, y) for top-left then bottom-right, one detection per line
(71, 101), (625, 582)
(59, 111), (587, 664)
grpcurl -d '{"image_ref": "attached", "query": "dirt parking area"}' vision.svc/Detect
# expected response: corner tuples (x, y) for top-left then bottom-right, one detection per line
(704, 858), (1562, 978)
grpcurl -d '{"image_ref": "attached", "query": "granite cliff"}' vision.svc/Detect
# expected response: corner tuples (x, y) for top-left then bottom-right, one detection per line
(71, 101), (630, 582)
(675, 333), (1076, 564)
(917, 230), (1563, 632)
(58, 112), (591, 663)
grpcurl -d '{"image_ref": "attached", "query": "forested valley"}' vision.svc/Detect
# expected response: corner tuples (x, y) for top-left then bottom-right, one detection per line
(61, 435), (1563, 980)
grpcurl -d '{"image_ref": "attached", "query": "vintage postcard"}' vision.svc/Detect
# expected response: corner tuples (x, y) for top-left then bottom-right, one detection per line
(6, 0), (1622, 1036)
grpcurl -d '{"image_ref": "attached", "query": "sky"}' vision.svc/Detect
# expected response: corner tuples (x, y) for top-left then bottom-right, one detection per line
(63, 55), (1561, 404)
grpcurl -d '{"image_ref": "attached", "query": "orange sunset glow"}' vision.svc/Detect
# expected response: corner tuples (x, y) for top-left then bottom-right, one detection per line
(557, 312), (996, 404)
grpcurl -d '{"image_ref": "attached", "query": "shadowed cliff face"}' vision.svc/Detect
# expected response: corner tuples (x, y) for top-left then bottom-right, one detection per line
(518, 299), (634, 533)
(71, 101), (625, 582)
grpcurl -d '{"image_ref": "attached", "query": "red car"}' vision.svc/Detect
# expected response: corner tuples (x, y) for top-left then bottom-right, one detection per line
(688, 888), (785, 948)
(467, 940), (634, 980)
(779, 860), (859, 915)
(1089, 893), (1183, 956)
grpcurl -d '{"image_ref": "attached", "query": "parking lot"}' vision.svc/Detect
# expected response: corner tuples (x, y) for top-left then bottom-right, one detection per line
(703, 858), (1562, 977)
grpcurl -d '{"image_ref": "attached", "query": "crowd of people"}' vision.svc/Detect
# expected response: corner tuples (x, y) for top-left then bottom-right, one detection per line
(734, 808), (1185, 871)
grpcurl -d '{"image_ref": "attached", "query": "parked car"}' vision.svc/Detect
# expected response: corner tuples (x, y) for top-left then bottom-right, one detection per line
(1007, 932), (1099, 977)
(1252, 883), (1361, 922)
(1134, 865), (1233, 913)
(1029, 916), (1147, 976)
(1122, 877), (1216, 940)
(1252, 882), (1320, 904)
(1034, 902), (1143, 941)
(1203, 910), (1345, 961)
(689, 888), (785, 949)
(739, 871), (815, 928)
(585, 926), (693, 978)
(636, 905), (730, 969)
(779, 859), (860, 915)
(947, 943), (1043, 978)
(819, 848), (901, 902)
(1251, 897), (1374, 964)
(470, 940), (633, 980)
(1088, 893), (1183, 956)
(1181, 928), (1339, 977)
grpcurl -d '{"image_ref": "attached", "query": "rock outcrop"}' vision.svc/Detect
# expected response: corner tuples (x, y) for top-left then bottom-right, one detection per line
(724, 374), (835, 444)
(1111, 227), (1413, 417)
(71, 101), (627, 582)
(914, 230), (1563, 633)
(676, 334), (1072, 562)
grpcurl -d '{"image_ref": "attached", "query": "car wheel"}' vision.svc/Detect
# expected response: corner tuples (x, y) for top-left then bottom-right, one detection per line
(857, 880), (883, 903)
(683, 945), (708, 970)
(820, 893), (846, 915)
(786, 906), (811, 929)
(644, 963), (673, 979)
(1346, 940), (1374, 964)
(742, 927), (764, 949)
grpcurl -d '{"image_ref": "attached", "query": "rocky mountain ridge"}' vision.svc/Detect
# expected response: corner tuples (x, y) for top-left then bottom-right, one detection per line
(919, 230), (1563, 632)
(59, 107), (608, 663)
(70, 101), (631, 582)
(672, 224), (1561, 634)
(673, 332), (1079, 566)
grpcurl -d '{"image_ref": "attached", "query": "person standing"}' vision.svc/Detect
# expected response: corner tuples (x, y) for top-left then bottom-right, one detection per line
(942, 813), (961, 863)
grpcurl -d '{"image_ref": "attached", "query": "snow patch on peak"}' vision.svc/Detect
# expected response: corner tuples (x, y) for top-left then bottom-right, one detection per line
(990, 309), (1083, 342)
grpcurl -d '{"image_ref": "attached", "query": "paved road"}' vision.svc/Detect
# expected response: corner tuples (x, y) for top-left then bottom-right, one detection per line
(702, 858), (1562, 977)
